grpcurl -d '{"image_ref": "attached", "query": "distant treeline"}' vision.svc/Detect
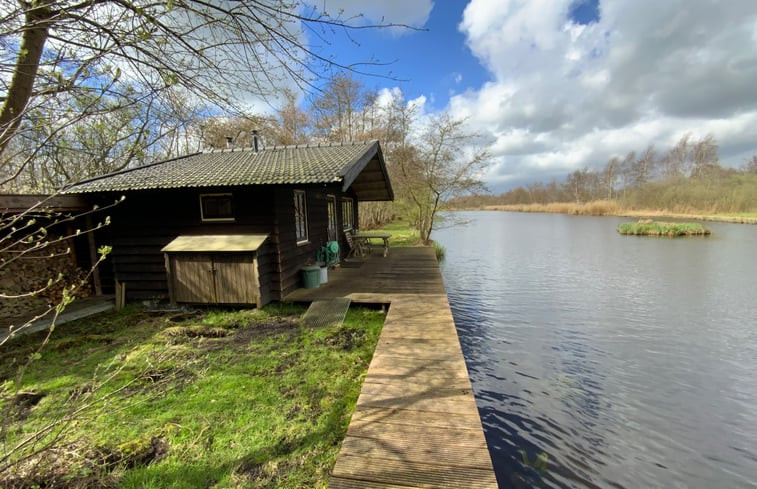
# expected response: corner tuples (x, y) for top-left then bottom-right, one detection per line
(450, 134), (757, 214)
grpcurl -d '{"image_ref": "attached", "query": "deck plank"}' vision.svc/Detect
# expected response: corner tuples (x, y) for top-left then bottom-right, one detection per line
(332, 454), (498, 489)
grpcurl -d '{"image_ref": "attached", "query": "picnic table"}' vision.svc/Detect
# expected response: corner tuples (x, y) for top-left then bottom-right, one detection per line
(352, 233), (392, 257)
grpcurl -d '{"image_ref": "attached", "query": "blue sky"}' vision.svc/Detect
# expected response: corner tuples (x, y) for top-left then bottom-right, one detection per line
(309, 1), (757, 192)
(335, 3), (489, 112)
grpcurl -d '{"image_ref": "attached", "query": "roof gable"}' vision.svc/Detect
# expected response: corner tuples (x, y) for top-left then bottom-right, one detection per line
(66, 140), (393, 201)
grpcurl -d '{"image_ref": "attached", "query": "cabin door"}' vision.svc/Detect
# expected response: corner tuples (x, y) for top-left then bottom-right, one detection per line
(327, 195), (337, 241)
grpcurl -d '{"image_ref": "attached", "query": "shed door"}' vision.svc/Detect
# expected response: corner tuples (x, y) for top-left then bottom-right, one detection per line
(173, 254), (215, 303)
(213, 255), (258, 304)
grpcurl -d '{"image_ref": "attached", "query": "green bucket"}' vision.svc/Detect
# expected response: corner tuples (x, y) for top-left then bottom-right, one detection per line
(301, 266), (321, 289)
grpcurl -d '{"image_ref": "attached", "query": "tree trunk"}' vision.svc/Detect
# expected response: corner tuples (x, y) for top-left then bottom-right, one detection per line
(0, 2), (53, 158)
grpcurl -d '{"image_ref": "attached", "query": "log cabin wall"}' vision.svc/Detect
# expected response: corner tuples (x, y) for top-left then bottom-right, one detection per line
(272, 184), (356, 299)
(94, 187), (276, 302)
(89, 183), (357, 303)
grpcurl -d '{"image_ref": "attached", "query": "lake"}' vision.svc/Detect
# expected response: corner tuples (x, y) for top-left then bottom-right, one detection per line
(434, 211), (757, 489)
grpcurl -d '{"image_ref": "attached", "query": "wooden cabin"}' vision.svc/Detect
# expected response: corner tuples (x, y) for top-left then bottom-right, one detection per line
(65, 140), (393, 306)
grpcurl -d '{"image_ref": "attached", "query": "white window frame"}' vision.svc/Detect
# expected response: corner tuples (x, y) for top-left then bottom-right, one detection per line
(294, 189), (309, 244)
(342, 197), (354, 231)
(199, 193), (235, 222)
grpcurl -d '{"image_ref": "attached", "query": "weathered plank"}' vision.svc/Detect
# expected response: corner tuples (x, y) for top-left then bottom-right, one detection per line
(349, 406), (484, 430)
(331, 455), (498, 489)
(338, 435), (493, 470)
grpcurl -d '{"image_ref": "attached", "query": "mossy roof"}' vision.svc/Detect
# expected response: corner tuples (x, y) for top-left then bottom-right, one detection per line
(66, 140), (393, 201)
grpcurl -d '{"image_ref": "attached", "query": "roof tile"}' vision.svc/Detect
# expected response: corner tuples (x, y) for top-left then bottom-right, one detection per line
(67, 141), (378, 193)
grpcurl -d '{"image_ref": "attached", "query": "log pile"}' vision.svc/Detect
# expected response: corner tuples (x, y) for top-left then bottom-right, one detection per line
(0, 239), (92, 322)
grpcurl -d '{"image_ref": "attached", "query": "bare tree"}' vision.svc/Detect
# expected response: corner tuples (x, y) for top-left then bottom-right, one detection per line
(1, 1), (408, 187)
(311, 72), (367, 142)
(689, 134), (720, 178)
(200, 115), (275, 149)
(565, 167), (600, 203)
(272, 89), (311, 145)
(602, 157), (620, 200)
(660, 134), (690, 179)
(395, 113), (490, 244)
(619, 150), (637, 193)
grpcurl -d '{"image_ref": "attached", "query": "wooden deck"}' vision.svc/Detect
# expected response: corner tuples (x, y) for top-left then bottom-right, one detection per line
(286, 248), (498, 488)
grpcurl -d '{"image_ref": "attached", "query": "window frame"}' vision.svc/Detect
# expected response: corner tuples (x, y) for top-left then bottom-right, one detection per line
(199, 193), (235, 222)
(342, 197), (354, 231)
(327, 194), (337, 241)
(294, 189), (309, 244)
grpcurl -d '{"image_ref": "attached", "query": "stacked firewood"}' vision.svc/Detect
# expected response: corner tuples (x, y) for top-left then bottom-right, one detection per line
(0, 240), (92, 321)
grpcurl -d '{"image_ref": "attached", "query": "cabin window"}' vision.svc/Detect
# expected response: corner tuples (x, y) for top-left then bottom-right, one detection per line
(327, 194), (337, 241)
(342, 197), (354, 231)
(294, 190), (308, 244)
(200, 193), (234, 222)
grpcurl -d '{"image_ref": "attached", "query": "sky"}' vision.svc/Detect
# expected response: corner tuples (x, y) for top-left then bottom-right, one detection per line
(312, 0), (757, 193)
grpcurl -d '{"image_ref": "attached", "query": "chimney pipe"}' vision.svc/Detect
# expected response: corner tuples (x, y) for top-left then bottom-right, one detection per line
(252, 130), (259, 152)
(225, 136), (233, 149)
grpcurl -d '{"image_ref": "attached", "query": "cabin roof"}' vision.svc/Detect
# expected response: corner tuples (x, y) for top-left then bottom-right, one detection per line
(66, 140), (393, 201)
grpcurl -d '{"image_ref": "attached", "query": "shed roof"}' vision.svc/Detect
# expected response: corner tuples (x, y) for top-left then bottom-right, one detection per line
(161, 234), (269, 252)
(66, 140), (393, 201)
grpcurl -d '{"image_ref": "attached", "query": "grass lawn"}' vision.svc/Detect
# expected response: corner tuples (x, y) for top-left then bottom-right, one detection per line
(0, 304), (384, 488)
(369, 219), (421, 247)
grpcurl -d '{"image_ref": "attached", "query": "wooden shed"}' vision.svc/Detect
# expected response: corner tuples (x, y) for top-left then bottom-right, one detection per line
(162, 234), (269, 307)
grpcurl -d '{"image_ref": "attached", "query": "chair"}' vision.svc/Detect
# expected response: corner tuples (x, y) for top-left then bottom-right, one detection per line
(344, 231), (364, 258)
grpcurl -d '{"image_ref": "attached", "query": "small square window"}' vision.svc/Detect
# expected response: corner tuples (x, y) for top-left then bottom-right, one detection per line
(200, 193), (234, 221)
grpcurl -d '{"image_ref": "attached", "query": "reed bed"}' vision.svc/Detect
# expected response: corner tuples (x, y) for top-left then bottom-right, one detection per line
(617, 220), (711, 236)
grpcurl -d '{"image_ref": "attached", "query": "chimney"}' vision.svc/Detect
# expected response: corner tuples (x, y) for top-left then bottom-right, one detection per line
(252, 130), (259, 152)
(225, 136), (233, 149)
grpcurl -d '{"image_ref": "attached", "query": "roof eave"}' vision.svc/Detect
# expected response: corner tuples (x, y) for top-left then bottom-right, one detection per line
(341, 141), (394, 202)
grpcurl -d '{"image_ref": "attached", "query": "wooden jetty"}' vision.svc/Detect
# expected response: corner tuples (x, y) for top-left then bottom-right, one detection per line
(286, 247), (498, 488)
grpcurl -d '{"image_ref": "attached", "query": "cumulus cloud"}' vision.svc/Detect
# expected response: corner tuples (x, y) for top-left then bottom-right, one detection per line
(451, 0), (757, 189)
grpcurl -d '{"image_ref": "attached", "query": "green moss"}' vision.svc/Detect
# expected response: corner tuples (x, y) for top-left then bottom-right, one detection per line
(617, 220), (711, 236)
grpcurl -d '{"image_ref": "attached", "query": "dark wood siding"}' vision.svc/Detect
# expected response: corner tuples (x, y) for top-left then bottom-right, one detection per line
(92, 187), (275, 302)
(271, 184), (352, 299)
(85, 182), (355, 303)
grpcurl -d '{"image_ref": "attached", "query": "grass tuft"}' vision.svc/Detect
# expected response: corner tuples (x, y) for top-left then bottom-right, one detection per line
(433, 241), (446, 261)
(617, 220), (711, 236)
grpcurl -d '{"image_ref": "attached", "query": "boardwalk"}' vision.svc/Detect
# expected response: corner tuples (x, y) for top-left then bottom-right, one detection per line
(286, 248), (498, 488)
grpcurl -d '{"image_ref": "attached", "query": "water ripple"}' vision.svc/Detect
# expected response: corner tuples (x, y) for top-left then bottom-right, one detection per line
(436, 211), (757, 489)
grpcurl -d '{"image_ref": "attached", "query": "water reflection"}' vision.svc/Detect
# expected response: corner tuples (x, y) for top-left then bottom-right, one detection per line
(436, 211), (757, 489)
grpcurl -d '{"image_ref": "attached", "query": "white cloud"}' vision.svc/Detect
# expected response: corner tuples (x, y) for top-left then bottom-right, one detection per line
(408, 94), (428, 113)
(450, 0), (757, 189)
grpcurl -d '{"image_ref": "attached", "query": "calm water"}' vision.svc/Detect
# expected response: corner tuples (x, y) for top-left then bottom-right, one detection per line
(434, 211), (757, 489)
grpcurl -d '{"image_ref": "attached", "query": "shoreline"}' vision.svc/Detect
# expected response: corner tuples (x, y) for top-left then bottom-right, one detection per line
(453, 202), (757, 225)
